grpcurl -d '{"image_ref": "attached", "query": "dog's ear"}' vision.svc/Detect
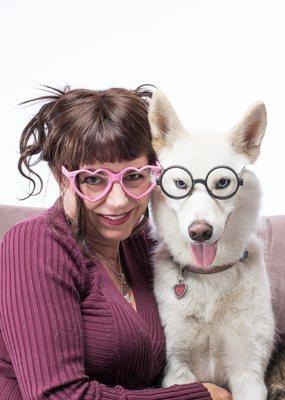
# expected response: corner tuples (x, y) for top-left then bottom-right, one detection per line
(230, 102), (267, 163)
(148, 90), (184, 152)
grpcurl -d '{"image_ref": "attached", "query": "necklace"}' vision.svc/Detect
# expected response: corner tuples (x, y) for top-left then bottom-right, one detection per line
(60, 201), (132, 302)
(117, 252), (131, 303)
(101, 252), (132, 303)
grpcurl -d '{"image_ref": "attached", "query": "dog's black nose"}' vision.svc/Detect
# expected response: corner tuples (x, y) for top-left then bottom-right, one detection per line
(188, 220), (213, 242)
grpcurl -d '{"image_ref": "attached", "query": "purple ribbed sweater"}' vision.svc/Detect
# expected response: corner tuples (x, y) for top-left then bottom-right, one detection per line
(0, 201), (211, 400)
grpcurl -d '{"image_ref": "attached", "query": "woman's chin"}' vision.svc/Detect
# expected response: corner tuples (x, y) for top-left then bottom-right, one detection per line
(98, 228), (133, 243)
(95, 218), (136, 242)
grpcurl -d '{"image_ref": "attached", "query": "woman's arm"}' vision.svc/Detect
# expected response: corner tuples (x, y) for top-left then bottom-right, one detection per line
(0, 218), (211, 400)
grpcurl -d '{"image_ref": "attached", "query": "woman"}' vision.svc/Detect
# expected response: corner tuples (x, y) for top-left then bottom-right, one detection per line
(0, 85), (232, 399)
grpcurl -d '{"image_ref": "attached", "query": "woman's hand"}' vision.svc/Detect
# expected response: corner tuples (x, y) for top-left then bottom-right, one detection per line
(202, 382), (232, 400)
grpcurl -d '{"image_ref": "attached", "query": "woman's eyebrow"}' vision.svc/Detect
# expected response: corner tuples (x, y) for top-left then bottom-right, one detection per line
(82, 167), (97, 172)
(80, 166), (102, 171)
(81, 165), (144, 172)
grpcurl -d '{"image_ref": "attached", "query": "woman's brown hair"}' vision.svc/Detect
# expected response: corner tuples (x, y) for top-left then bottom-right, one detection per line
(18, 84), (157, 254)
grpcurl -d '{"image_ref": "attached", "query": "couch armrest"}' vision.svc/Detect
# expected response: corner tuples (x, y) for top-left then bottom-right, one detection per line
(0, 204), (44, 240)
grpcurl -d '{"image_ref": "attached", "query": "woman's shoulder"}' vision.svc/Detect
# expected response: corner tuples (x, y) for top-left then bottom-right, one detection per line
(1, 208), (50, 244)
(1, 201), (87, 290)
(1, 200), (86, 269)
(2, 200), (65, 241)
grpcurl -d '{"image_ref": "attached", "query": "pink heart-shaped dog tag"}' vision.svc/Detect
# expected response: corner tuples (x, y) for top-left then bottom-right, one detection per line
(173, 283), (188, 299)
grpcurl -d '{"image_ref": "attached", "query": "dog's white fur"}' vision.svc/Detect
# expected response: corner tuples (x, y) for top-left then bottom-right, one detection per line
(149, 91), (275, 399)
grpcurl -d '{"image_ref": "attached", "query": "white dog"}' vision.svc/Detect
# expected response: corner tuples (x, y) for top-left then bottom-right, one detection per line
(148, 91), (275, 400)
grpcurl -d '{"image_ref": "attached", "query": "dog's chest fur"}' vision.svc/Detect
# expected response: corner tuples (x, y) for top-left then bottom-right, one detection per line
(153, 236), (272, 386)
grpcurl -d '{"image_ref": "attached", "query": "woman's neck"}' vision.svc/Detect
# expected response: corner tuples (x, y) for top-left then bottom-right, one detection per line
(86, 234), (119, 265)
(85, 230), (120, 266)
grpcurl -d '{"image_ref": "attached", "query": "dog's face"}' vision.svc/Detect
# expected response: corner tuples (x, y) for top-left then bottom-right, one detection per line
(149, 91), (266, 272)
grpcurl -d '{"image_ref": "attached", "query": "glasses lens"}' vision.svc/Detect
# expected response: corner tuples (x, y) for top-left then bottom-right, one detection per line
(160, 167), (193, 198)
(75, 170), (109, 200)
(207, 167), (238, 198)
(121, 167), (156, 197)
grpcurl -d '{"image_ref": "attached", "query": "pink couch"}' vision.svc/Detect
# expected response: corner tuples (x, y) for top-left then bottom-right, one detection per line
(0, 205), (284, 342)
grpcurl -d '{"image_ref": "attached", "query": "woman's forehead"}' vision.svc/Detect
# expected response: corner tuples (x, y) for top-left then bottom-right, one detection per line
(80, 154), (148, 172)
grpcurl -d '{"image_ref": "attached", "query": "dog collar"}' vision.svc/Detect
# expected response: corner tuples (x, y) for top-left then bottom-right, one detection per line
(171, 250), (248, 299)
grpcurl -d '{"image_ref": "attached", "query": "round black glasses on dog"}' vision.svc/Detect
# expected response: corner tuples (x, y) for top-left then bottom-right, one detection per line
(156, 165), (243, 200)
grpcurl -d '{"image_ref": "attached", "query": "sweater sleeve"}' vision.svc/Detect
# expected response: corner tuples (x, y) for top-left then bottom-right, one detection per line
(0, 219), (211, 400)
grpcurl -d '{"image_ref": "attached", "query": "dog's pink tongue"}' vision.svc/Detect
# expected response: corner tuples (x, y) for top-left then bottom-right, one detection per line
(190, 243), (217, 268)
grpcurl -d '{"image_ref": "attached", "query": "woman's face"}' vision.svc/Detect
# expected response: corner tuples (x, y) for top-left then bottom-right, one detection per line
(63, 155), (151, 243)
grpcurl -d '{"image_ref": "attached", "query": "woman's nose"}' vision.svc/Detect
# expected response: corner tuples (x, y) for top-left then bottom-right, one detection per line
(104, 182), (130, 208)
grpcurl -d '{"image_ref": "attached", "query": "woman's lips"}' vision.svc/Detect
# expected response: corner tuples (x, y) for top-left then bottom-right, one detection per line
(98, 210), (133, 226)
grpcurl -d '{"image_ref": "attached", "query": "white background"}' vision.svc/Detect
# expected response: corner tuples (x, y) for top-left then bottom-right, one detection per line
(0, 0), (284, 215)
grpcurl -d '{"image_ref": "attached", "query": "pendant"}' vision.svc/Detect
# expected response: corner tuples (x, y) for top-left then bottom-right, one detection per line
(173, 265), (188, 299)
(123, 292), (132, 303)
(173, 281), (188, 299)
(118, 272), (130, 301)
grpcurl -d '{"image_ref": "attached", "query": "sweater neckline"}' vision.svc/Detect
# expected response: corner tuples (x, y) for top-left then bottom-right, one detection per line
(94, 241), (147, 322)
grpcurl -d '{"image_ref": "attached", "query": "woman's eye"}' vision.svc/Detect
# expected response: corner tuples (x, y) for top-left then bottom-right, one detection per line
(216, 178), (230, 189)
(174, 179), (187, 189)
(83, 176), (102, 185)
(124, 173), (143, 181)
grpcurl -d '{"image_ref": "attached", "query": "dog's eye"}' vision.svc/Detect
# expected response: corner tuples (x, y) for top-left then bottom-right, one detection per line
(216, 178), (231, 189)
(174, 179), (187, 189)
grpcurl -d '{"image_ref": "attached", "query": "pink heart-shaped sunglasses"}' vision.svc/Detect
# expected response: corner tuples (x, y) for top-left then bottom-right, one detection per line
(62, 162), (162, 202)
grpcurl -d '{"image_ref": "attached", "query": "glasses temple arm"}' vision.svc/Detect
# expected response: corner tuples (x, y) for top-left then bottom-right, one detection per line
(61, 165), (70, 178)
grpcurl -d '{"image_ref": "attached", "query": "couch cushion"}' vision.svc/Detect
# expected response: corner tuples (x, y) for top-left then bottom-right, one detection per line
(260, 216), (285, 337)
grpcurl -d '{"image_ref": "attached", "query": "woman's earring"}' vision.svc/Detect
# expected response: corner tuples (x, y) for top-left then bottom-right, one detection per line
(60, 188), (72, 225)
(60, 188), (65, 209)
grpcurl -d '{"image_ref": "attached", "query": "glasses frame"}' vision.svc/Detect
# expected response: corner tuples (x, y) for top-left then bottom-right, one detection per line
(62, 161), (162, 202)
(156, 164), (244, 200)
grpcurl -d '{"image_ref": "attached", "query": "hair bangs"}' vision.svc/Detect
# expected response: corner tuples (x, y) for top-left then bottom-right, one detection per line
(77, 113), (152, 167)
